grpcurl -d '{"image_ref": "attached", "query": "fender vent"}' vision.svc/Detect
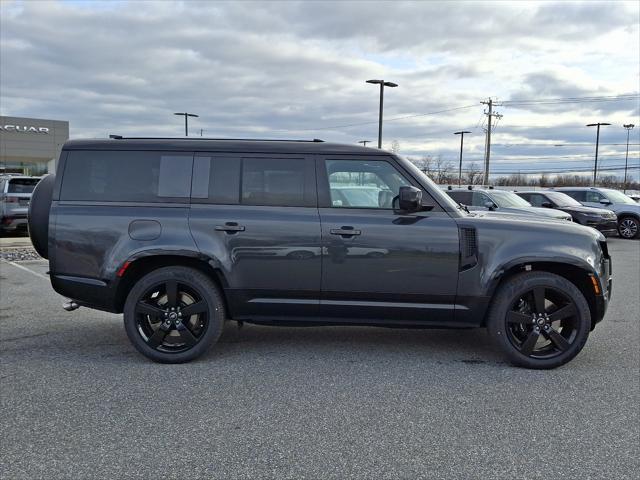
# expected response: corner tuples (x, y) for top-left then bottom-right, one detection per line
(459, 227), (478, 271)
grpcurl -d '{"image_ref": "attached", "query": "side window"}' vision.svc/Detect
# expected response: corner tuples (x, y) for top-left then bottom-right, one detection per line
(192, 156), (241, 204)
(471, 191), (491, 206)
(585, 191), (604, 203)
(241, 157), (315, 207)
(324, 159), (410, 208)
(447, 191), (472, 205)
(564, 190), (585, 202)
(60, 151), (192, 202)
(527, 194), (546, 207)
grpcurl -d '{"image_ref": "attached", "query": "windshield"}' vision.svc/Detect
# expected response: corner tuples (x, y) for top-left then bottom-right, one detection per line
(601, 189), (636, 205)
(7, 178), (39, 194)
(544, 191), (582, 207)
(489, 190), (532, 208)
(399, 156), (462, 212)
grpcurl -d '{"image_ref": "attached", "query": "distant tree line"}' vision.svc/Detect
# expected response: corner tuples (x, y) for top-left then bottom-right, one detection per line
(407, 155), (639, 190)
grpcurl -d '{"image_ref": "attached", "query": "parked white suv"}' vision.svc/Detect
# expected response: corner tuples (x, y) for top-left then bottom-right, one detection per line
(0, 176), (41, 235)
(555, 187), (640, 239)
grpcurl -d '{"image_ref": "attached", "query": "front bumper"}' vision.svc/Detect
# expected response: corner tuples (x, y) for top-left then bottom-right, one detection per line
(585, 219), (618, 235)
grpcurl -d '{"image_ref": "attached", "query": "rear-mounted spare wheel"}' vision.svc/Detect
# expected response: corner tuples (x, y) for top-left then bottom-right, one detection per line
(28, 174), (55, 259)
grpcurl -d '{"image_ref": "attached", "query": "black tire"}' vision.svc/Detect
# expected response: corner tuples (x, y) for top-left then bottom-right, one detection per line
(123, 266), (225, 363)
(28, 174), (55, 259)
(487, 271), (591, 369)
(618, 216), (639, 239)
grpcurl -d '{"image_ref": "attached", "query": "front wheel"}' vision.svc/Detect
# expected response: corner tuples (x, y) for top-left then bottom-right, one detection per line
(618, 216), (639, 239)
(487, 271), (591, 369)
(123, 266), (225, 363)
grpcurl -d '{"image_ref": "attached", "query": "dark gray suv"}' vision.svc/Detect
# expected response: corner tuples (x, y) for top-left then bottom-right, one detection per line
(28, 138), (612, 368)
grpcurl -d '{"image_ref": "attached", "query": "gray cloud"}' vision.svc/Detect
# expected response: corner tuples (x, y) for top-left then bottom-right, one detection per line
(0, 0), (638, 179)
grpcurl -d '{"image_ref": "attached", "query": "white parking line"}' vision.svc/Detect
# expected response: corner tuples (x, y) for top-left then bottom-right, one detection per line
(0, 259), (50, 281)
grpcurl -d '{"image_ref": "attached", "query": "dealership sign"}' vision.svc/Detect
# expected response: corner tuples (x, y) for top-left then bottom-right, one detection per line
(0, 125), (50, 134)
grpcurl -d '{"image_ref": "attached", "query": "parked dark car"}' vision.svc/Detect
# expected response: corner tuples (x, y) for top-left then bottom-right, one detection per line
(445, 187), (573, 221)
(515, 190), (617, 235)
(28, 138), (612, 369)
(0, 175), (41, 235)
(554, 187), (640, 239)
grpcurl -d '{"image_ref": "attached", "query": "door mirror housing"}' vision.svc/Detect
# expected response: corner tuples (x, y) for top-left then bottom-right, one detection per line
(599, 199), (612, 205)
(484, 201), (497, 211)
(541, 201), (553, 208)
(397, 186), (423, 212)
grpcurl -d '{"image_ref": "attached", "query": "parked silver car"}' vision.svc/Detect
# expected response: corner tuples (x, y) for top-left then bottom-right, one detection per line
(554, 187), (640, 239)
(0, 176), (41, 235)
(445, 187), (573, 221)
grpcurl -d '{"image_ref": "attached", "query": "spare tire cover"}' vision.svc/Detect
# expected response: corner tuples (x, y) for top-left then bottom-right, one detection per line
(28, 174), (55, 259)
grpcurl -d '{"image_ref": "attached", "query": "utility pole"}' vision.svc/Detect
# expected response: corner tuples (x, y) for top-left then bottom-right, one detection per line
(358, 140), (371, 147)
(173, 112), (199, 136)
(586, 122), (611, 186)
(480, 98), (502, 185)
(623, 124), (635, 193)
(454, 131), (471, 186)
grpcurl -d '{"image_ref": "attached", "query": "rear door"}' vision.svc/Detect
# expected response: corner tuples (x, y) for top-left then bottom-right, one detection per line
(317, 155), (460, 324)
(188, 153), (321, 320)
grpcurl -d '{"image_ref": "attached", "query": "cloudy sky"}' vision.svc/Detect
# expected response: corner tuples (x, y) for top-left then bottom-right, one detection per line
(1, 0), (639, 179)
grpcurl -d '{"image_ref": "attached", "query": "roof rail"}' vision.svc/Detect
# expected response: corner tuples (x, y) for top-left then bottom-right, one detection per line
(106, 136), (325, 143)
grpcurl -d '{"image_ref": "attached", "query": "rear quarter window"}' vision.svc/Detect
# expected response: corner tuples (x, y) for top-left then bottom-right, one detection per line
(60, 151), (192, 202)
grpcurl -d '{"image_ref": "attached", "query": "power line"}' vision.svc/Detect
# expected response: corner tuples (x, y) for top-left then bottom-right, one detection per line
(500, 93), (639, 106)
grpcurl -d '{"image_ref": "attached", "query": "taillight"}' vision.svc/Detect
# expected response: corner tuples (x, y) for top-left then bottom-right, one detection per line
(6, 196), (18, 203)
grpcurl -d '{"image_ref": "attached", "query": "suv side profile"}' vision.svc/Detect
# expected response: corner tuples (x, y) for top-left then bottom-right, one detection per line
(29, 138), (612, 369)
(554, 187), (640, 239)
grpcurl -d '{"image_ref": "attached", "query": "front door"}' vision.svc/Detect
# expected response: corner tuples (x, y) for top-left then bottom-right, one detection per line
(317, 156), (460, 324)
(188, 153), (321, 319)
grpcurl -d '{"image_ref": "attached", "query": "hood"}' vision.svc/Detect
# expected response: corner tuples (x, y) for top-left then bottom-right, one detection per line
(497, 206), (570, 220)
(559, 205), (614, 215)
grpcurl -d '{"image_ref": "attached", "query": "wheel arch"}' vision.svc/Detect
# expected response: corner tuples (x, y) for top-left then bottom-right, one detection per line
(113, 253), (230, 315)
(487, 261), (600, 330)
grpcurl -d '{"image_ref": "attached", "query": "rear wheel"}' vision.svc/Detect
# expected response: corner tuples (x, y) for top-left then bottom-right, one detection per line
(618, 216), (639, 239)
(123, 266), (225, 363)
(487, 271), (591, 369)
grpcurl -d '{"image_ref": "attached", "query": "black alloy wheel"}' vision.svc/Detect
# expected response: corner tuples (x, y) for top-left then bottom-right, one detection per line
(487, 271), (591, 369)
(505, 286), (578, 359)
(124, 267), (225, 363)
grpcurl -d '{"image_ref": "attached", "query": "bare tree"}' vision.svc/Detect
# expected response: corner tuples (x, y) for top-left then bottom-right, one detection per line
(389, 140), (401, 154)
(465, 162), (483, 185)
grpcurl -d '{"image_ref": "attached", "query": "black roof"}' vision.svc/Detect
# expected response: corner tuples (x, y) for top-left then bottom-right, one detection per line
(63, 138), (388, 155)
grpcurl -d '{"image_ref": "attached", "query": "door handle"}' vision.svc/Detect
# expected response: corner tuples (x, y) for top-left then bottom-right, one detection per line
(330, 227), (361, 236)
(215, 222), (245, 233)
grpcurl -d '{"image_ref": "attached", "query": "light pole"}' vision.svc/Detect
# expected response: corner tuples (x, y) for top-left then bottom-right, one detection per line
(174, 112), (199, 136)
(623, 124), (635, 193)
(366, 79), (398, 149)
(587, 122), (610, 186)
(454, 131), (471, 186)
(358, 140), (372, 147)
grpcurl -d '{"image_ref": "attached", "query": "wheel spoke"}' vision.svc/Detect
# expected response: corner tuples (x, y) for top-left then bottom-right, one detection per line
(543, 327), (570, 351)
(520, 329), (540, 356)
(532, 287), (546, 314)
(136, 301), (165, 319)
(147, 325), (169, 348)
(165, 280), (178, 307)
(177, 324), (198, 347)
(507, 311), (533, 325)
(180, 301), (207, 317)
(548, 303), (577, 322)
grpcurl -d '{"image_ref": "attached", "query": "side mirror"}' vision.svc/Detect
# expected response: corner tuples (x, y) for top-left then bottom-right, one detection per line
(541, 201), (553, 208)
(599, 199), (612, 205)
(398, 186), (422, 212)
(484, 201), (497, 211)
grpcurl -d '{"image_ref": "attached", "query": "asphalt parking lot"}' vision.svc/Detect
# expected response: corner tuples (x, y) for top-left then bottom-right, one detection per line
(1, 238), (638, 479)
